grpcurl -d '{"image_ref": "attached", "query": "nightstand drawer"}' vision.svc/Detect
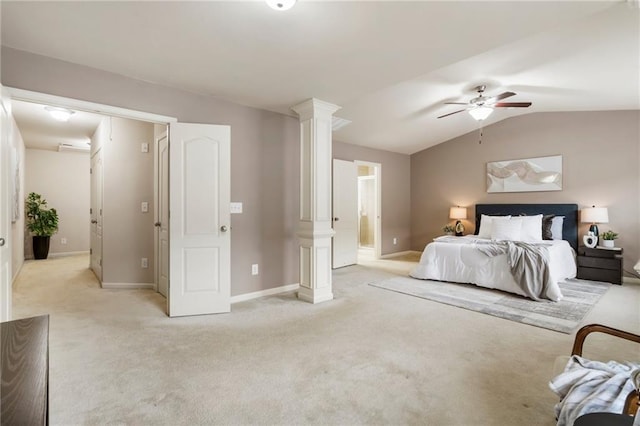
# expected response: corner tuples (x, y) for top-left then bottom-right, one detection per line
(577, 266), (622, 284)
(577, 256), (622, 271)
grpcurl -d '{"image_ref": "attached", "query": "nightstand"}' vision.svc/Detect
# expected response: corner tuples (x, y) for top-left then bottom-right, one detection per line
(577, 245), (623, 285)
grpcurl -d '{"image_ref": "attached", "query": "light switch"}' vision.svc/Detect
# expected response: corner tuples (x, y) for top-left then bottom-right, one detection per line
(141, 202), (149, 213)
(230, 202), (243, 214)
(141, 143), (149, 153)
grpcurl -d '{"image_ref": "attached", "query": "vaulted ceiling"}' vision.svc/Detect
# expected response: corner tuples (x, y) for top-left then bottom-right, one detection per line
(2, 1), (638, 154)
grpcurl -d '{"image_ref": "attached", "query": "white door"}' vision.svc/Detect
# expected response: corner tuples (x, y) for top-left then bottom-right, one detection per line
(155, 132), (169, 298)
(332, 159), (358, 268)
(90, 149), (103, 281)
(169, 123), (230, 317)
(0, 88), (11, 322)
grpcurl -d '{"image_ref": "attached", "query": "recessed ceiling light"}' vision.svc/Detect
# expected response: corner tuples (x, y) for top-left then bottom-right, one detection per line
(45, 106), (75, 122)
(265, 0), (296, 11)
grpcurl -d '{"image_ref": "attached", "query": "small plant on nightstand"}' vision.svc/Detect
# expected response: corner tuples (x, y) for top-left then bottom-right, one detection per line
(600, 230), (618, 248)
(443, 224), (455, 236)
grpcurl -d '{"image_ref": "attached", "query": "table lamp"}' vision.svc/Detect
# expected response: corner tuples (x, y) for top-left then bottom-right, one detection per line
(581, 206), (608, 245)
(449, 206), (467, 236)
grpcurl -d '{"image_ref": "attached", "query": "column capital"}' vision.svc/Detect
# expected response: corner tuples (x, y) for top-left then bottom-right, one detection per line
(291, 98), (341, 121)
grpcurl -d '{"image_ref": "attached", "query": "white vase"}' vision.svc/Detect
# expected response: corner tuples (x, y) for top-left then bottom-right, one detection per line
(601, 239), (615, 248)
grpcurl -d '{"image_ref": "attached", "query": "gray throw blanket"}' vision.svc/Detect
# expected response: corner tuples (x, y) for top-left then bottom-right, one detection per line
(476, 241), (553, 301)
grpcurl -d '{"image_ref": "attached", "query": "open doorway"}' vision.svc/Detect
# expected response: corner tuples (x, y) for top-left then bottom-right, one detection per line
(355, 161), (381, 264)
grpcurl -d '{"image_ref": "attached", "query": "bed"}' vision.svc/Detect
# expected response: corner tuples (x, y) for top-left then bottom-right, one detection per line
(410, 204), (579, 301)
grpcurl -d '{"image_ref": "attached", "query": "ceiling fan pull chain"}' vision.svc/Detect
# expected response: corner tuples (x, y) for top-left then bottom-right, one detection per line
(479, 125), (483, 144)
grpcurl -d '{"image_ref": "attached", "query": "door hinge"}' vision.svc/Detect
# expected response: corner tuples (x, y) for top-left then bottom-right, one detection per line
(90, 208), (93, 214)
(100, 209), (102, 216)
(90, 167), (92, 174)
(90, 248), (92, 255)
(99, 259), (102, 266)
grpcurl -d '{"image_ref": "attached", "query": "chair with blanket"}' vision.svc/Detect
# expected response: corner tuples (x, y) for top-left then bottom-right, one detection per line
(550, 324), (640, 426)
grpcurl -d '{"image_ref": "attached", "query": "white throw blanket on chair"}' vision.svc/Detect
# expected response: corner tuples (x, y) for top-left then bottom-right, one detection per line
(549, 355), (640, 426)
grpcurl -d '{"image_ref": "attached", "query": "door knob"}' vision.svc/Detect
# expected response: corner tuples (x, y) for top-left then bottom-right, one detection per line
(154, 222), (161, 227)
(91, 219), (97, 224)
(220, 225), (228, 232)
(334, 217), (340, 221)
(0, 238), (5, 247)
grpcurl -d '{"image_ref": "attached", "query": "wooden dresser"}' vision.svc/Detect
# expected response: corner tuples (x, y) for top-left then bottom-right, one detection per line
(1, 315), (49, 425)
(577, 246), (623, 285)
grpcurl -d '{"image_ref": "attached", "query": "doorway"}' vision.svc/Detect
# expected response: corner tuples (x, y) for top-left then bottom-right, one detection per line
(355, 161), (381, 263)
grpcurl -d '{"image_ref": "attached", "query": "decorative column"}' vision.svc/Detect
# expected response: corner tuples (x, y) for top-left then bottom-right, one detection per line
(291, 98), (341, 304)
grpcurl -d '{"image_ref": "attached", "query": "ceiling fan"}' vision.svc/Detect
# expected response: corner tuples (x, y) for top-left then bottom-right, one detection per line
(437, 85), (532, 120)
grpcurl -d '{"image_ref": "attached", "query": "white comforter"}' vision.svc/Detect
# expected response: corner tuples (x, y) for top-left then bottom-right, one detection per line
(410, 236), (577, 301)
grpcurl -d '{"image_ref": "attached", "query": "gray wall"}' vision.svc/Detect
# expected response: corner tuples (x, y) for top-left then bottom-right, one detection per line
(411, 111), (640, 276)
(24, 148), (90, 257)
(333, 141), (411, 255)
(2, 47), (300, 296)
(102, 117), (155, 284)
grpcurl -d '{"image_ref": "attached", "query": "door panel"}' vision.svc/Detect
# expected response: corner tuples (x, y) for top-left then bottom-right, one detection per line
(0, 88), (11, 322)
(156, 133), (169, 297)
(90, 149), (103, 281)
(169, 123), (230, 317)
(332, 159), (358, 268)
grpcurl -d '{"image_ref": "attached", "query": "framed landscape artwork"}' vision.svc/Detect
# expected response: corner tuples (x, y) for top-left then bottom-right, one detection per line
(486, 155), (562, 193)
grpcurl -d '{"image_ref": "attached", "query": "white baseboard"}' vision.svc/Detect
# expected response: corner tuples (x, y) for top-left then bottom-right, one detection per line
(623, 276), (640, 285)
(231, 283), (299, 304)
(101, 282), (155, 290)
(25, 250), (90, 260)
(380, 250), (421, 259)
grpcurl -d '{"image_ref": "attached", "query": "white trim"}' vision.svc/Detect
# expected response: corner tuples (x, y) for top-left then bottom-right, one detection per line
(380, 250), (421, 259)
(231, 283), (300, 304)
(25, 250), (90, 260)
(6, 88), (177, 124)
(101, 282), (155, 289)
(623, 276), (640, 285)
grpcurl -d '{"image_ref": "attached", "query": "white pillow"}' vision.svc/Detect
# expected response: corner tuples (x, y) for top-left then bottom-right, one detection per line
(551, 216), (564, 240)
(491, 216), (523, 241)
(477, 215), (510, 239)
(519, 214), (543, 241)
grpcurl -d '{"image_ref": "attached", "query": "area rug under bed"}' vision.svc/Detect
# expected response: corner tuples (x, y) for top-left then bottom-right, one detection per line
(369, 276), (609, 334)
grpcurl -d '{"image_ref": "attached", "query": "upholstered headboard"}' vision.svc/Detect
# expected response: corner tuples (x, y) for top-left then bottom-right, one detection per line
(474, 204), (579, 251)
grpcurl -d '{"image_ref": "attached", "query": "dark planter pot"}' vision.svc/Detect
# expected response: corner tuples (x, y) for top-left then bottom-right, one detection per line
(32, 236), (51, 260)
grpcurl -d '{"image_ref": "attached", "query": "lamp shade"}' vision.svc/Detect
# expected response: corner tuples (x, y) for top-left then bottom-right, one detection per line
(581, 207), (609, 224)
(449, 207), (467, 220)
(468, 106), (493, 121)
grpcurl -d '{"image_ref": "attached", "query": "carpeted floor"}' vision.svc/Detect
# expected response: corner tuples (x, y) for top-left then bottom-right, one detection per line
(11, 254), (640, 425)
(369, 276), (609, 334)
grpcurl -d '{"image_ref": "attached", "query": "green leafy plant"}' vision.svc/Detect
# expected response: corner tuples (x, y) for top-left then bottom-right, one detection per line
(443, 224), (455, 233)
(25, 192), (59, 236)
(600, 230), (618, 240)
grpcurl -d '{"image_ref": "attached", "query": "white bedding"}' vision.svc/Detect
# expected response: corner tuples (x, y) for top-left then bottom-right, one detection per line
(410, 235), (577, 301)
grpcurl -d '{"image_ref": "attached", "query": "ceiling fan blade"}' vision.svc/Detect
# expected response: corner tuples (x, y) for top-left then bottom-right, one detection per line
(485, 91), (516, 104)
(437, 109), (467, 119)
(494, 102), (532, 108)
(444, 102), (469, 105)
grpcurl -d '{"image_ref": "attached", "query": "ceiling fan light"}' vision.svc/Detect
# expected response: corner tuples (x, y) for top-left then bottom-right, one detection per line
(45, 106), (75, 122)
(265, 0), (296, 11)
(468, 106), (493, 121)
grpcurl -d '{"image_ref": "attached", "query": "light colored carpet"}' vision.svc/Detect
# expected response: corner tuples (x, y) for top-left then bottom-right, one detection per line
(369, 276), (609, 334)
(11, 254), (640, 425)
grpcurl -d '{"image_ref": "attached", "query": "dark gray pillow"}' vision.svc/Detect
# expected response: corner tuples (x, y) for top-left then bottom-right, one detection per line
(542, 215), (556, 240)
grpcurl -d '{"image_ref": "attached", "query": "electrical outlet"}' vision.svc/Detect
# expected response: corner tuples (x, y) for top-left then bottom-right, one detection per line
(141, 202), (149, 213)
(61, 237), (67, 245)
(141, 142), (149, 153)
(141, 258), (148, 268)
(393, 238), (397, 245)
(251, 264), (259, 275)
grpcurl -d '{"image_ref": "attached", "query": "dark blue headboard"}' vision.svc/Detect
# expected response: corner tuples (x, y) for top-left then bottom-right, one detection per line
(474, 204), (579, 251)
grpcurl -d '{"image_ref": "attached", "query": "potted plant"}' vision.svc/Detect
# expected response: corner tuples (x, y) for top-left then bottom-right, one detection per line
(599, 230), (618, 248)
(25, 192), (59, 259)
(443, 224), (455, 236)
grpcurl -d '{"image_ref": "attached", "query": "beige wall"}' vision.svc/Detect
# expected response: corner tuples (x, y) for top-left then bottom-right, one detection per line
(10, 116), (25, 280)
(411, 111), (640, 276)
(1, 47), (300, 296)
(102, 117), (155, 284)
(24, 148), (90, 258)
(333, 141), (411, 255)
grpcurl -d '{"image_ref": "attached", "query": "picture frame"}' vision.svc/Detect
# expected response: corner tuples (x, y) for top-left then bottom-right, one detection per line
(486, 155), (562, 193)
